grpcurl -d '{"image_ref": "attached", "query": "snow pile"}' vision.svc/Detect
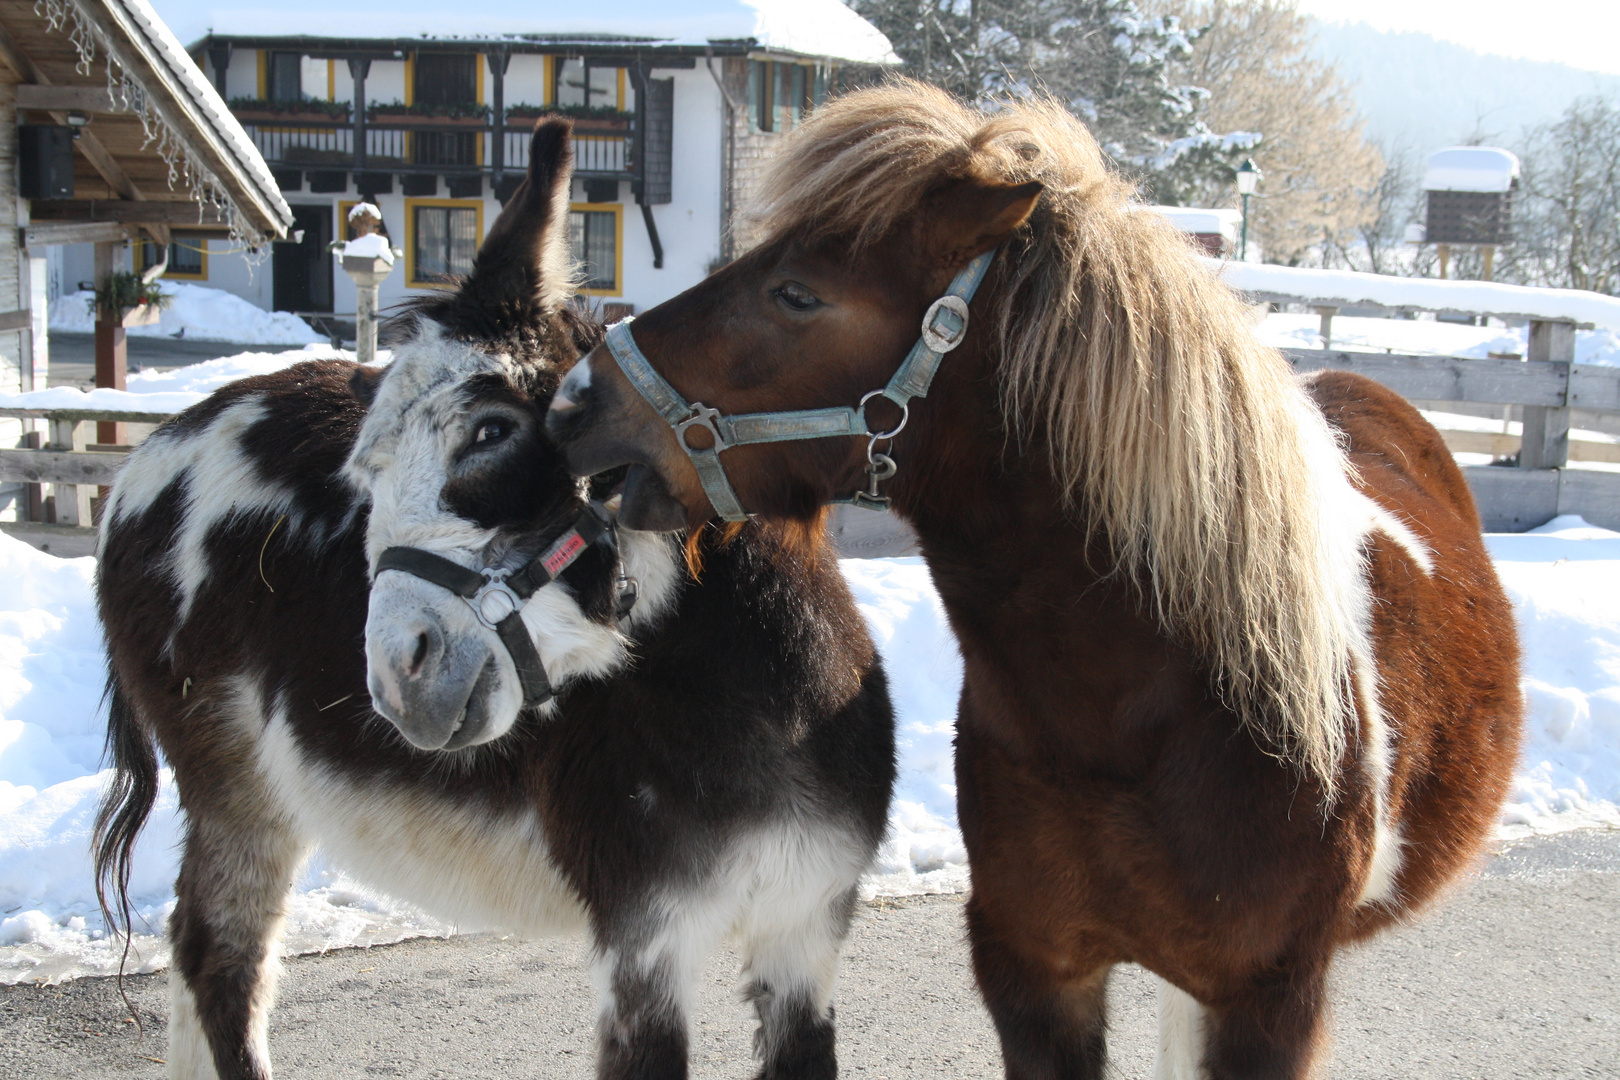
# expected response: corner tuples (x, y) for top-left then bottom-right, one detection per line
(0, 346), (370, 417)
(1255, 313), (1620, 367)
(3, 521), (1618, 982)
(1488, 516), (1620, 836)
(1204, 257), (1620, 329)
(49, 282), (323, 346)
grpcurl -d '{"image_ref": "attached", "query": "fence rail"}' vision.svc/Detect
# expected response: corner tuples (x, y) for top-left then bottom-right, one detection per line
(5, 316), (1620, 553)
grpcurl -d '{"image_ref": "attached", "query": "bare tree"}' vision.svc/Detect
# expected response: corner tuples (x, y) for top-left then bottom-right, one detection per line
(1149, 0), (1382, 264)
(1500, 96), (1620, 295)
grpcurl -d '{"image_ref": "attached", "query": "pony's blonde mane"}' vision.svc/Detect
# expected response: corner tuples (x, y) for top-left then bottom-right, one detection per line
(752, 81), (1361, 791)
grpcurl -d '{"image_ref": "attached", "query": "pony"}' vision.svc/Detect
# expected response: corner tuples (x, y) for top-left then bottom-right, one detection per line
(94, 118), (896, 1080)
(545, 84), (1524, 1080)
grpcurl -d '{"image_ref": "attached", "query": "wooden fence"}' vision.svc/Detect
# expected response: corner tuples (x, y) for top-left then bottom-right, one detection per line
(4, 315), (1619, 559)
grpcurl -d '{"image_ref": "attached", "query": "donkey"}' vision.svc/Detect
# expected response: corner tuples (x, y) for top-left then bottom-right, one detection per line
(94, 118), (896, 1080)
(546, 85), (1524, 1080)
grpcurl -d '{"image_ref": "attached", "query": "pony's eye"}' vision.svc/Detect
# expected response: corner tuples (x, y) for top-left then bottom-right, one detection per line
(775, 282), (821, 312)
(472, 418), (511, 446)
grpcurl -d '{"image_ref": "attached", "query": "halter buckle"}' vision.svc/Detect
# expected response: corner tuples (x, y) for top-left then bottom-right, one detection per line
(920, 295), (971, 353)
(676, 403), (730, 453)
(467, 570), (523, 630)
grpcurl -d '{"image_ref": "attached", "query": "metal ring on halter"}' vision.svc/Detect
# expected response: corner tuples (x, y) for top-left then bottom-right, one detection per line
(467, 570), (523, 630)
(857, 389), (909, 441)
(675, 403), (729, 453)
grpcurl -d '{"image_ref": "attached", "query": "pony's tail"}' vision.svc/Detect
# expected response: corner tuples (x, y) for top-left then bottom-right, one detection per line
(93, 670), (160, 1028)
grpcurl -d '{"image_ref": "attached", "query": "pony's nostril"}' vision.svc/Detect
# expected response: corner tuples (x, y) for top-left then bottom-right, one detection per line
(409, 631), (431, 676)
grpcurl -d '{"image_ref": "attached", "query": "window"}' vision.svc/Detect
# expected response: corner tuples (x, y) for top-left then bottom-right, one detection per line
(409, 201), (482, 286)
(135, 235), (207, 280)
(553, 58), (624, 110)
(266, 51), (301, 103)
(749, 60), (773, 132)
(569, 204), (622, 295)
(414, 52), (477, 107)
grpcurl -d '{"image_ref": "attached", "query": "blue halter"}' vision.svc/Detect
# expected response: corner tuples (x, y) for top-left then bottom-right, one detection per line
(601, 250), (997, 522)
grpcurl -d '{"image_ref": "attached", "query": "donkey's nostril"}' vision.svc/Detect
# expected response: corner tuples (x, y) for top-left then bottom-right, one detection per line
(409, 631), (431, 676)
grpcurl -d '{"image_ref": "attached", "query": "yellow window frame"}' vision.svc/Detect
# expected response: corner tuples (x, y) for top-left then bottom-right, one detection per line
(405, 198), (485, 290)
(570, 201), (624, 298)
(134, 234), (209, 281)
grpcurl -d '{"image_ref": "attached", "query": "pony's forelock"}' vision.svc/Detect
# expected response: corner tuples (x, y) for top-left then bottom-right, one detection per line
(752, 81), (1361, 793)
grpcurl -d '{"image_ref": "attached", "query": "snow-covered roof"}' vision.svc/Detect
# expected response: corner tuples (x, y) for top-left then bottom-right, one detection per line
(1146, 206), (1242, 241)
(156, 0), (900, 65)
(1202, 258), (1620, 329)
(1423, 147), (1521, 194)
(119, 0), (292, 236)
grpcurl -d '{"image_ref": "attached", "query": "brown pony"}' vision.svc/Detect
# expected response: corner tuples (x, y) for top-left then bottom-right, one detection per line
(546, 83), (1523, 1079)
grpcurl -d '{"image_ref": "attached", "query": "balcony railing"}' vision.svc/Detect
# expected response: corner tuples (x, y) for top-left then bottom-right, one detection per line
(241, 119), (634, 179)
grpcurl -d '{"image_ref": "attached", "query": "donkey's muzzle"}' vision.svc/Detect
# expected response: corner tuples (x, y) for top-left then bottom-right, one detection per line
(366, 608), (496, 751)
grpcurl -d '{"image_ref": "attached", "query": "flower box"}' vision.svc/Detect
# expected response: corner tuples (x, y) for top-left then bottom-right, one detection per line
(121, 303), (162, 328)
(233, 108), (350, 125)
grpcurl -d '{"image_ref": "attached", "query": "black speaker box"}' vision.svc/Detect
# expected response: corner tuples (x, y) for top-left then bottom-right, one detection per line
(19, 125), (75, 199)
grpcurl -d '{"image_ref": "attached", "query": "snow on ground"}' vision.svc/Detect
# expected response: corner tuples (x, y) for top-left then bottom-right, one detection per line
(1256, 312), (1620, 367)
(2, 518), (1617, 983)
(48, 283), (323, 346)
(0, 345), (371, 417)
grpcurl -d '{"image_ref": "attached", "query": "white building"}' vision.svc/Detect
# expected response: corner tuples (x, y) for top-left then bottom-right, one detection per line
(50, 0), (897, 326)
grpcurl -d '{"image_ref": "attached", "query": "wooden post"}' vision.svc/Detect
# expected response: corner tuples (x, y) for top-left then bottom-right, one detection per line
(1482, 245), (1496, 282)
(1312, 305), (1338, 350)
(1520, 319), (1574, 471)
(1437, 243), (1450, 280)
(47, 418), (92, 526)
(93, 241), (127, 446)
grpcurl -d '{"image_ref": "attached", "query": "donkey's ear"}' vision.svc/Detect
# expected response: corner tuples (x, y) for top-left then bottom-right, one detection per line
(927, 178), (1043, 268)
(348, 364), (387, 408)
(462, 117), (576, 311)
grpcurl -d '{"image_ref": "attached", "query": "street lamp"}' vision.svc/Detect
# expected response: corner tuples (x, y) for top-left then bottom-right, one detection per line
(1235, 158), (1261, 261)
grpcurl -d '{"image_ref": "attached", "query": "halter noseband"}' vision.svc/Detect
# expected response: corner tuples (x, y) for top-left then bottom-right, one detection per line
(373, 503), (634, 709)
(602, 250), (997, 521)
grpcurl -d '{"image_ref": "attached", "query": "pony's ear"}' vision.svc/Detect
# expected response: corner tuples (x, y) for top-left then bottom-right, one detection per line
(928, 178), (1043, 267)
(348, 364), (386, 407)
(460, 117), (576, 312)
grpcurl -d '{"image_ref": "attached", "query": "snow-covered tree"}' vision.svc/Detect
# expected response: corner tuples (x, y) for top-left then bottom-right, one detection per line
(850, 0), (1257, 202)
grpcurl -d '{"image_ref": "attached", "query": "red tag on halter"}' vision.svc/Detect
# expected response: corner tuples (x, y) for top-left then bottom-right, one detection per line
(542, 531), (587, 577)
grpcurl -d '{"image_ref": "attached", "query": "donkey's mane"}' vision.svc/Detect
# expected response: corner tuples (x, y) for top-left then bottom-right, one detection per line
(753, 81), (1361, 789)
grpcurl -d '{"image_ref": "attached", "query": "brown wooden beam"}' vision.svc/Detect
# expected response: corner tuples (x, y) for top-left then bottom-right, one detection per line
(24, 221), (131, 248)
(30, 199), (232, 226)
(15, 85), (126, 114)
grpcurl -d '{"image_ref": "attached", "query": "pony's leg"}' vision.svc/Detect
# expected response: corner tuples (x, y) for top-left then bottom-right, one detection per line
(1153, 977), (1207, 1080)
(1202, 960), (1329, 1080)
(966, 896), (1110, 1080)
(167, 806), (304, 1080)
(738, 884), (858, 1080)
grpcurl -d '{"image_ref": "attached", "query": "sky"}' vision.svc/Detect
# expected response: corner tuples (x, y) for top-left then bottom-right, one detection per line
(1296, 0), (1620, 77)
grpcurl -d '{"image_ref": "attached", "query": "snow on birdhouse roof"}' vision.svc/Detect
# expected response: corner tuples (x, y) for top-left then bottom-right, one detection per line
(158, 0), (900, 65)
(1423, 147), (1521, 194)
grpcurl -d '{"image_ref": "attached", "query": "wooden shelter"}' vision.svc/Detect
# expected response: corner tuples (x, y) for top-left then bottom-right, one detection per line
(0, 0), (289, 521)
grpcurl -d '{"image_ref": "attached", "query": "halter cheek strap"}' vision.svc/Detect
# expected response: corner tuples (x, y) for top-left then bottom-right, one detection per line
(373, 504), (619, 709)
(602, 249), (997, 522)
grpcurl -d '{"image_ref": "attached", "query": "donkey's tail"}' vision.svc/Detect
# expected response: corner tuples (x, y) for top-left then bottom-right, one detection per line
(93, 669), (160, 964)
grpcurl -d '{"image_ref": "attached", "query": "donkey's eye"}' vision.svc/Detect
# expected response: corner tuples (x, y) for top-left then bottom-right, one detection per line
(774, 282), (821, 312)
(472, 418), (512, 446)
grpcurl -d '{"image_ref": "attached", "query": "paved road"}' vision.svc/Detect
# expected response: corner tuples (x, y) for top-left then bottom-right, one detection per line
(43, 333), (300, 390)
(3, 831), (1616, 1080)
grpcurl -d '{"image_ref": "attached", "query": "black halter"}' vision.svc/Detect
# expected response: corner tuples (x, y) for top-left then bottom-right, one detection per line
(373, 503), (633, 709)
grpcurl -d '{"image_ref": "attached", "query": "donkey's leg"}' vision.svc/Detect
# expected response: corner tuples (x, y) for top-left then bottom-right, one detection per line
(167, 805), (304, 1080)
(738, 884), (858, 1080)
(966, 894), (1111, 1080)
(1202, 959), (1330, 1080)
(592, 929), (704, 1080)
